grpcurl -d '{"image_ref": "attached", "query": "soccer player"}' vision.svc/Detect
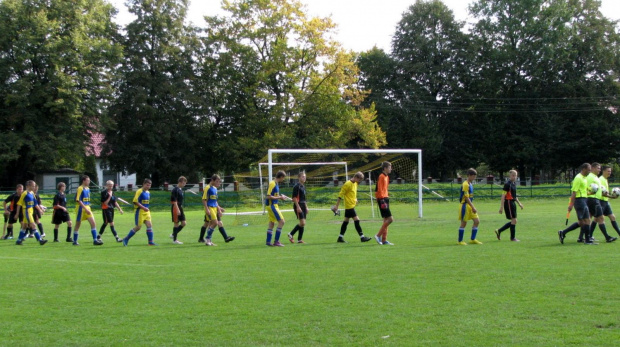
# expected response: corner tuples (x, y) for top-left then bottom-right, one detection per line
(14, 180), (47, 246)
(457, 168), (483, 245)
(264, 170), (291, 247)
(32, 184), (45, 238)
(599, 165), (620, 237)
(333, 171), (372, 243)
(98, 180), (124, 242)
(585, 163), (617, 243)
(374, 161), (394, 245)
(558, 163), (593, 244)
(51, 182), (73, 242)
(170, 176), (187, 244)
(494, 170), (524, 242)
(122, 178), (157, 246)
(200, 174), (235, 246)
(287, 171), (308, 244)
(74, 175), (103, 246)
(2, 184), (23, 240)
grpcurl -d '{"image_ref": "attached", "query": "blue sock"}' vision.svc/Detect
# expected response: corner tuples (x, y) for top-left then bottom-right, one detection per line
(471, 227), (478, 240)
(206, 228), (214, 240)
(126, 230), (136, 240)
(91, 229), (98, 240)
(18, 230), (26, 241)
(266, 229), (273, 243)
(33, 231), (41, 241)
(146, 228), (153, 242)
(74, 232), (79, 243)
(275, 228), (282, 242)
(458, 228), (464, 242)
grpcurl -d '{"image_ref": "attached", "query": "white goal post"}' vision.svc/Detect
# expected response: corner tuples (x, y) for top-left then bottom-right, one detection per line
(267, 149), (423, 218)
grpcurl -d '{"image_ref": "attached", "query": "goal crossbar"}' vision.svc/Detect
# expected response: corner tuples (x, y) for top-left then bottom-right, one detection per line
(267, 149), (423, 218)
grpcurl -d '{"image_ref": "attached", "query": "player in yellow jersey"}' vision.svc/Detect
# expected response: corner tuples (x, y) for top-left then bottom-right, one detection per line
(122, 178), (156, 246)
(14, 180), (47, 246)
(558, 163), (592, 244)
(457, 168), (482, 245)
(265, 171), (291, 246)
(588, 163), (617, 242)
(333, 172), (372, 243)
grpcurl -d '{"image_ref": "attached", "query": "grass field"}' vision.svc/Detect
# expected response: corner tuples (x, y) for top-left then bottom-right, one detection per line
(1, 198), (619, 346)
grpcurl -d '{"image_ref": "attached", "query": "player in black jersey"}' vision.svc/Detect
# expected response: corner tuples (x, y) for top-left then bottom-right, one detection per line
(495, 170), (523, 241)
(288, 171), (308, 243)
(98, 180), (124, 242)
(52, 182), (73, 242)
(170, 176), (187, 244)
(3, 184), (24, 240)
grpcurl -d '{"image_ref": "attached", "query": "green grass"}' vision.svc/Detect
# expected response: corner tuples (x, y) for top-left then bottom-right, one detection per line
(1, 199), (619, 346)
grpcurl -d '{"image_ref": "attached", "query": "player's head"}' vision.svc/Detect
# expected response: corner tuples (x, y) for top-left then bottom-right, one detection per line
(16, 184), (23, 194)
(33, 183), (39, 193)
(601, 165), (612, 178)
(382, 161), (392, 174)
(57, 182), (66, 191)
(298, 171), (306, 184)
(81, 175), (90, 186)
(466, 168), (477, 181)
(210, 174), (221, 187)
(25, 180), (35, 191)
(178, 176), (187, 188)
(578, 163), (591, 175)
(509, 169), (518, 181)
(275, 170), (286, 182)
(353, 171), (364, 182)
(591, 162), (601, 175)
(142, 178), (152, 190)
(106, 180), (115, 190)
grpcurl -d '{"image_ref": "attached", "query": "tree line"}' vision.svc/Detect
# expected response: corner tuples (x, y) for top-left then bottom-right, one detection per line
(1, 0), (618, 186)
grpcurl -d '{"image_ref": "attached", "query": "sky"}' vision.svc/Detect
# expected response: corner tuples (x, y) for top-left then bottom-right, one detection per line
(110, 0), (620, 53)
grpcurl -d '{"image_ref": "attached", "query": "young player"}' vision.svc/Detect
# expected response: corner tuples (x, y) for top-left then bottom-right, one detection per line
(495, 170), (524, 241)
(558, 163), (593, 244)
(333, 171), (372, 243)
(122, 178), (157, 246)
(170, 176), (187, 244)
(457, 168), (483, 245)
(585, 163), (617, 243)
(374, 161), (394, 245)
(14, 180), (47, 246)
(264, 171), (291, 246)
(599, 165), (620, 237)
(32, 184), (45, 238)
(74, 175), (104, 246)
(51, 182), (73, 242)
(98, 180), (124, 242)
(2, 184), (23, 240)
(2, 203), (8, 239)
(287, 171), (308, 244)
(200, 174), (235, 246)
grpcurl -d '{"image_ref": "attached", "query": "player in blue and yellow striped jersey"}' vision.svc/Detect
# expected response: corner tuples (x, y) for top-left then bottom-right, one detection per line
(457, 168), (482, 245)
(122, 178), (157, 246)
(14, 180), (47, 246)
(73, 175), (103, 246)
(200, 174), (235, 246)
(265, 171), (291, 246)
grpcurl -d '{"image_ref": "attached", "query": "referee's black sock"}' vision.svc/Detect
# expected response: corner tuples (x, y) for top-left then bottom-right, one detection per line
(290, 224), (300, 236)
(498, 222), (511, 233)
(354, 220), (363, 236)
(340, 221), (349, 237)
(612, 221), (620, 236)
(598, 223), (612, 239)
(563, 222), (579, 234)
(298, 226), (305, 241)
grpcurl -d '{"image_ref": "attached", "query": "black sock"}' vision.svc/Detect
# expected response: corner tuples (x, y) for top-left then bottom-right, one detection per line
(177, 225), (184, 233)
(298, 226), (305, 241)
(563, 222), (579, 235)
(340, 221), (349, 237)
(172, 226), (179, 241)
(290, 224), (300, 236)
(599, 223), (611, 239)
(67, 227), (72, 240)
(7, 227), (12, 237)
(199, 226), (206, 241)
(110, 226), (118, 237)
(510, 224), (516, 239)
(354, 220), (363, 236)
(99, 224), (107, 236)
(498, 222), (511, 233)
(612, 221), (620, 235)
(54, 228), (58, 240)
(582, 224), (592, 241)
(37, 223), (44, 234)
(219, 227), (228, 239)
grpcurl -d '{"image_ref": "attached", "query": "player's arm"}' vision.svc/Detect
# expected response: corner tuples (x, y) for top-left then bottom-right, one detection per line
(2, 200), (8, 214)
(464, 195), (477, 214)
(568, 191), (576, 211)
(114, 198), (124, 214)
(102, 191), (111, 206)
(499, 192), (506, 213)
(171, 192), (180, 214)
(515, 196), (523, 209)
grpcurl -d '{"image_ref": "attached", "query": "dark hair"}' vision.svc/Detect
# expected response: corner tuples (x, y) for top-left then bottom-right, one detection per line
(382, 161), (391, 170)
(143, 178), (152, 184)
(578, 163), (590, 171)
(601, 165), (611, 171)
(210, 174), (221, 182)
(275, 171), (286, 179)
(591, 162), (601, 169)
(16, 184), (23, 189)
(57, 182), (66, 189)
(81, 175), (89, 183)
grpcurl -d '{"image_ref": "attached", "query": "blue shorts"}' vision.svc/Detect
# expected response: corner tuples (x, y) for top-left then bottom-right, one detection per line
(574, 198), (589, 220)
(586, 198), (603, 218)
(600, 201), (613, 216)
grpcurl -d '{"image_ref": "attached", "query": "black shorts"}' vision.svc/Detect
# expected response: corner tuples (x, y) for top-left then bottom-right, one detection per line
(102, 208), (115, 224)
(574, 198), (589, 220)
(34, 209), (42, 220)
(344, 208), (357, 219)
(378, 198), (392, 218)
(172, 206), (186, 223)
(52, 210), (71, 225)
(586, 198), (603, 218)
(504, 200), (517, 219)
(600, 200), (613, 216)
(294, 203), (308, 220)
(8, 210), (23, 224)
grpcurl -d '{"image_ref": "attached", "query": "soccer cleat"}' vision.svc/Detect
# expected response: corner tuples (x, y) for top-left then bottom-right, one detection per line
(122, 238), (128, 247)
(205, 240), (216, 246)
(41, 233), (46, 238)
(72, 242), (80, 246)
(469, 239), (483, 245)
(577, 239), (584, 243)
(266, 242), (273, 246)
(337, 237), (347, 243)
(16, 240), (23, 245)
(606, 237), (618, 243)
(225, 236), (235, 243)
(27, 234), (34, 238)
(148, 242), (158, 246)
(584, 241), (598, 245)
(66, 238), (73, 243)
(494, 229), (501, 240)
(97, 235), (102, 240)
(383, 241), (394, 245)
(198, 238), (205, 243)
(457, 241), (467, 245)
(558, 230), (565, 244)
(169, 234), (174, 239)
(297, 240), (306, 244)
(116, 237), (123, 243)
(374, 235), (382, 244)
(273, 241), (285, 247)
(287, 233), (294, 243)
(173, 240), (183, 244)
(53, 239), (59, 242)
(361, 236), (372, 242)
(510, 238), (520, 242)
(93, 240), (103, 246)
(39, 239), (48, 246)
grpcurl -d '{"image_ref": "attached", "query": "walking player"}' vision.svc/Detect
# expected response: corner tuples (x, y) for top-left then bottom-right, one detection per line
(495, 170), (524, 242)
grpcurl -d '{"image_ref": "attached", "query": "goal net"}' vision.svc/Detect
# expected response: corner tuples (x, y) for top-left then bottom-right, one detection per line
(228, 149), (423, 226)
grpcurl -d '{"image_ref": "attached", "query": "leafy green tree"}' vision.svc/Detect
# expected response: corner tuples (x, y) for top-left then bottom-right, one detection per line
(0, 0), (122, 186)
(104, 0), (204, 184)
